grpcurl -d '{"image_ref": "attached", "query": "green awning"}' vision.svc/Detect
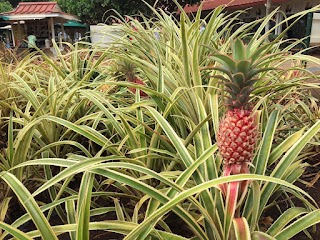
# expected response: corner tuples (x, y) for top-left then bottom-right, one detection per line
(0, 16), (10, 21)
(0, 16), (9, 27)
(64, 20), (86, 28)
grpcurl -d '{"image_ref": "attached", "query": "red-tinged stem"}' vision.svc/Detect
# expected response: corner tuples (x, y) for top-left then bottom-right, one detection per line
(220, 164), (250, 199)
(221, 164), (252, 239)
(224, 181), (240, 239)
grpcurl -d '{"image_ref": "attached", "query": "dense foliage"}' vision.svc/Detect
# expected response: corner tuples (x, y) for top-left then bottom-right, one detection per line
(7, 0), (200, 23)
(57, 0), (200, 23)
(0, 0), (12, 13)
(7, 0), (46, 7)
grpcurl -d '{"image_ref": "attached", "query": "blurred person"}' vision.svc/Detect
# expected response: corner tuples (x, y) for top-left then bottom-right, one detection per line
(27, 32), (37, 52)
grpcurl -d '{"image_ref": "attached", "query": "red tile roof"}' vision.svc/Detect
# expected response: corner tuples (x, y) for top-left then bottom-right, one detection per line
(8, 2), (60, 15)
(185, 0), (289, 13)
(0, 1), (79, 21)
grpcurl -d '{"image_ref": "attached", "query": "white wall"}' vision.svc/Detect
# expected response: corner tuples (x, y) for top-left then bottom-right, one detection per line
(310, 13), (320, 46)
(90, 24), (124, 47)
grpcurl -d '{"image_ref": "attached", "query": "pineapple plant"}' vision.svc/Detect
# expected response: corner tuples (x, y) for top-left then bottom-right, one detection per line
(210, 38), (286, 238)
(213, 39), (280, 176)
(212, 39), (283, 199)
(115, 60), (148, 97)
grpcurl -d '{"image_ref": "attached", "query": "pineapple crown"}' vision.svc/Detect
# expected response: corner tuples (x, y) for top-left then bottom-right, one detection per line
(211, 38), (279, 110)
(113, 59), (137, 81)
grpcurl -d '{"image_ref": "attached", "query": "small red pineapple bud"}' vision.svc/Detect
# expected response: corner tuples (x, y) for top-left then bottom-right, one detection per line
(128, 78), (148, 97)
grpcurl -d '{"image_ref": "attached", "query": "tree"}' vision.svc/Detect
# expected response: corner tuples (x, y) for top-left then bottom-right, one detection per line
(8, 0), (48, 7)
(0, 0), (12, 13)
(7, 0), (18, 7)
(57, 0), (200, 24)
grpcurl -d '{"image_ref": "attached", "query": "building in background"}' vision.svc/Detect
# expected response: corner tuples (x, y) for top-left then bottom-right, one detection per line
(185, 0), (320, 47)
(0, 2), (85, 48)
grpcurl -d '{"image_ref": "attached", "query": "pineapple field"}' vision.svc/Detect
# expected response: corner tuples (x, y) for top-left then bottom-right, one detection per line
(0, 3), (319, 240)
